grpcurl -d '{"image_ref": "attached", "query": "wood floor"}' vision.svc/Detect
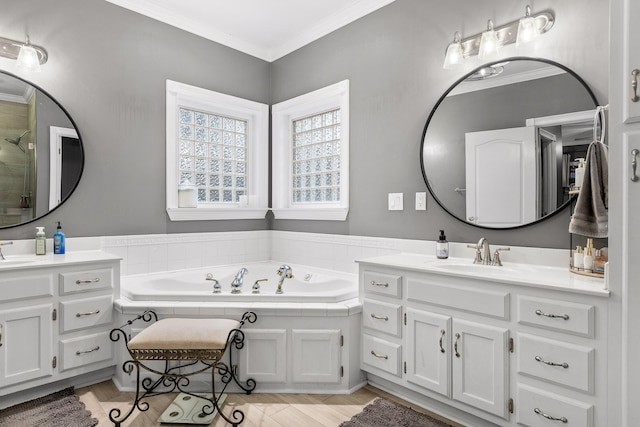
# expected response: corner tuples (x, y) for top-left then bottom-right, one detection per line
(76, 380), (462, 427)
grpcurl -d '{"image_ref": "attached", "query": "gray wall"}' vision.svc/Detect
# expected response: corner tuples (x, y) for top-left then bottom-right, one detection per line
(271, 0), (609, 248)
(0, 0), (609, 250)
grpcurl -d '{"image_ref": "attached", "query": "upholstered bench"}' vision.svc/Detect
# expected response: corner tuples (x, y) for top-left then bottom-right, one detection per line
(109, 311), (257, 427)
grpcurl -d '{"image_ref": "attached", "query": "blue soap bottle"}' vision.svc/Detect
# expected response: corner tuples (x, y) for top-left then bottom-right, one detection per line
(53, 221), (65, 254)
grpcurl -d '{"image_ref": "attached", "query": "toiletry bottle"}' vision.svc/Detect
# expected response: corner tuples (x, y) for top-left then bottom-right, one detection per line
(53, 222), (65, 254)
(583, 246), (594, 272)
(35, 227), (46, 255)
(436, 230), (449, 259)
(574, 158), (586, 189)
(593, 249), (606, 273)
(573, 246), (584, 269)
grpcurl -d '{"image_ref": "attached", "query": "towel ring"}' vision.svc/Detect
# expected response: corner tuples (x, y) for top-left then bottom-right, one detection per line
(593, 105), (609, 145)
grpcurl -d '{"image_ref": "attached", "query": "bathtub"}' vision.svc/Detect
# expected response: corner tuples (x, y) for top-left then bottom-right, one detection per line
(120, 261), (359, 303)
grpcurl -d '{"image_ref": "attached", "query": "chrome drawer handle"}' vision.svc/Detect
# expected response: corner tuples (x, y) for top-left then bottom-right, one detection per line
(534, 408), (568, 423)
(370, 313), (389, 321)
(370, 350), (388, 360)
(76, 310), (100, 317)
(76, 346), (100, 355)
(454, 333), (461, 358)
(370, 281), (389, 288)
(0, 324), (3, 347)
(76, 278), (100, 285)
(535, 309), (569, 320)
(439, 329), (446, 353)
(535, 355), (569, 369)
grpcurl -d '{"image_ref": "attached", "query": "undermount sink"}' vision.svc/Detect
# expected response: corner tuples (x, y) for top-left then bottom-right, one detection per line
(433, 262), (512, 273)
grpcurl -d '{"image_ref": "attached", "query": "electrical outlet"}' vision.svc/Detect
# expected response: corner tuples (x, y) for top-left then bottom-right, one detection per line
(415, 192), (427, 210)
(388, 193), (403, 211)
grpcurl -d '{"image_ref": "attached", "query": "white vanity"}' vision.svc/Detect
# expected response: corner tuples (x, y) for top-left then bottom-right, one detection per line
(358, 253), (610, 427)
(0, 252), (121, 405)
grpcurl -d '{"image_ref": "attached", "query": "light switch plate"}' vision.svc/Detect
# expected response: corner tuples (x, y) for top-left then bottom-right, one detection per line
(415, 192), (427, 210)
(388, 193), (403, 211)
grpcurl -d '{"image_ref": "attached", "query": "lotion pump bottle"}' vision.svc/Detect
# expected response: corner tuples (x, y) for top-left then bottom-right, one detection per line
(583, 246), (594, 272)
(53, 222), (65, 254)
(436, 230), (449, 259)
(35, 227), (46, 255)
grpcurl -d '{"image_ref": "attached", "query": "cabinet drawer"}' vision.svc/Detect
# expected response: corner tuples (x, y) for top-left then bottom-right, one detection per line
(517, 296), (594, 338)
(362, 334), (401, 376)
(59, 331), (113, 371)
(363, 271), (402, 298)
(363, 299), (402, 337)
(517, 333), (594, 393)
(60, 295), (113, 333)
(517, 384), (593, 427)
(0, 273), (54, 302)
(59, 268), (114, 295)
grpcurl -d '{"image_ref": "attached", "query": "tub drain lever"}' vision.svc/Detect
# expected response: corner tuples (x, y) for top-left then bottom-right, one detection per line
(252, 279), (268, 294)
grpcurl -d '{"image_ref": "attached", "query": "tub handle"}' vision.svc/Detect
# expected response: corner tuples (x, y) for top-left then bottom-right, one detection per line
(253, 279), (268, 294)
(370, 281), (389, 288)
(370, 313), (389, 321)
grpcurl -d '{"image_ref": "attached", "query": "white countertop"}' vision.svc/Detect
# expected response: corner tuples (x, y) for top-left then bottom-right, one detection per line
(0, 251), (121, 271)
(357, 253), (610, 297)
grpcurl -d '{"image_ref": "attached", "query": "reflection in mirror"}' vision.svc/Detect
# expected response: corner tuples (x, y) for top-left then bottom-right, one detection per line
(0, 70), (83, 228)
(421, 58), (598, 229)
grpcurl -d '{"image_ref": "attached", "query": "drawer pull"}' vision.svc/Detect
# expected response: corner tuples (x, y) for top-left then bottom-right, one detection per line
(76, 310), (101, 317)
(535, 309), (569, 320)
(76, 278), (101, 285)
(370, 313), (389, 321)
(370, 350), (389, 360)
(0, 324), (3, 347)
(370, 281), (389, 288)
(454, 333), (461, 358)
(534, 408), (568, 423)
(439, 329), (446, 353)
(76, 346), (100, 355)
(535, 355), (569, 369)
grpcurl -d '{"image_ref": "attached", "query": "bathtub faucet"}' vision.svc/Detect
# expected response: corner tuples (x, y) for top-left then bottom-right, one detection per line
(231, 267), (248, 294)
(276, 264), (293, 294)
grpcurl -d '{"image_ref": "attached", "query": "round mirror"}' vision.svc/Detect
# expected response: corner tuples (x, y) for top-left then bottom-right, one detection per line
(0, 70), (84, 228)
(421, 57), (598, 229)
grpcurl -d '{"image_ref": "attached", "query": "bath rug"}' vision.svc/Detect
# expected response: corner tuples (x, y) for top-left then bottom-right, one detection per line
(340, 397), (456, 427)
(0, 386), (98, 427)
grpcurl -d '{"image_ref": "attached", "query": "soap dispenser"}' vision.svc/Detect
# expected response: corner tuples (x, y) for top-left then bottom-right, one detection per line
(436, 230), (449, 259)
(53, 222), (65, 254)
(35, 227), (46, 255)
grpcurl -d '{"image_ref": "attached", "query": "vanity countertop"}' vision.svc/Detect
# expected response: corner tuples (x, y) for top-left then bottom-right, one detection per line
(357, 253), (610, 297)
(0, 251), (121, 271)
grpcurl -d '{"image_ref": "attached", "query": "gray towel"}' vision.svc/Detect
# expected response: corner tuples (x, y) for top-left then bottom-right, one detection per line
(568, 140), (608, 237)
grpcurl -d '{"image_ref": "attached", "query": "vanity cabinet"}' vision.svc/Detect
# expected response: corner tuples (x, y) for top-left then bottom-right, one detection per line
(0, 254), (120, 398)
(358, 257), (610, 427)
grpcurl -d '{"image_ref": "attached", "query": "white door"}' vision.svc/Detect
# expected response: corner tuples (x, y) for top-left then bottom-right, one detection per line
(452, 319), (509, 419)
(238, 329), (287, 383)
(292, 329), (341, 383)
(465, 126), (537, 227)
(0, 304), (54, 388)
(405, 308), (451, 397)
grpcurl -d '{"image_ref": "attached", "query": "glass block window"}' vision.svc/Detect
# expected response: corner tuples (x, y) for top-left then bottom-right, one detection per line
(292, 109), (341, 204)
(178, 107), (248, 204)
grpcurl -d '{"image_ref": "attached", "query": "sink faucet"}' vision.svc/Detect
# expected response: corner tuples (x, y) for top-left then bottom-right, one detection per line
(230, 267), (248, 294)
(0, 241), (13, 260)
(276, 264), (293, 294)
(477, 237), (492, 265)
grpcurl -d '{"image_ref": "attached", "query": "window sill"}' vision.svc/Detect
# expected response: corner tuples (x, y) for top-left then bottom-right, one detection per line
(167, 207), (269, 221)
(271, 207), (348, 221)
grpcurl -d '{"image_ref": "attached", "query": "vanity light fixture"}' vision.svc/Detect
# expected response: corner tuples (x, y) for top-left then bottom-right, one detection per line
(442, 5), (554, 69)
(0, 35), (48, 72)
(442, 31), (463, 69)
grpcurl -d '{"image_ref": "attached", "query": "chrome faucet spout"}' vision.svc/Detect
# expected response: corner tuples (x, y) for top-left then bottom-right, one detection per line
(230, 267), (248, 294)
(276, 264), (293, 294)
(477, 237), (492, 265)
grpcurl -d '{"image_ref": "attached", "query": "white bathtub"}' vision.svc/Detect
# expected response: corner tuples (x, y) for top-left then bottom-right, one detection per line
(120, 261), (359, 303)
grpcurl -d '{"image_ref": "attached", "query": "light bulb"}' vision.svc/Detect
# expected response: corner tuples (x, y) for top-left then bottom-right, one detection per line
(442, 32), (463, 69)
(15, 36), (41, 72)
(516, 5), (540, 47)
(478, 19), (499, 60)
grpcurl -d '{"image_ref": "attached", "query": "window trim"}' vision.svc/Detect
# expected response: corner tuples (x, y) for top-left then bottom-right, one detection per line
(272, 80), (350, 221)
(166, 80), (269, 221)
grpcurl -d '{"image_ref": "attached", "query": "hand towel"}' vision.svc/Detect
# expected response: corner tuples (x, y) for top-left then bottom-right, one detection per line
(568, 140), (608, 237)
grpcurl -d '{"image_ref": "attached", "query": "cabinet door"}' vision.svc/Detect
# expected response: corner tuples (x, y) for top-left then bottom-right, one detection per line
(0, 304), (54, 388)
(405, 308), (451, 397)
(292, 329), (341, 383)
(238, 329), (287, 383)
(452, 319), (509, 419)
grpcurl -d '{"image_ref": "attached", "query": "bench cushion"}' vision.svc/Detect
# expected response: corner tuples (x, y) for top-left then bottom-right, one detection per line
(128, 318), (240, 351)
